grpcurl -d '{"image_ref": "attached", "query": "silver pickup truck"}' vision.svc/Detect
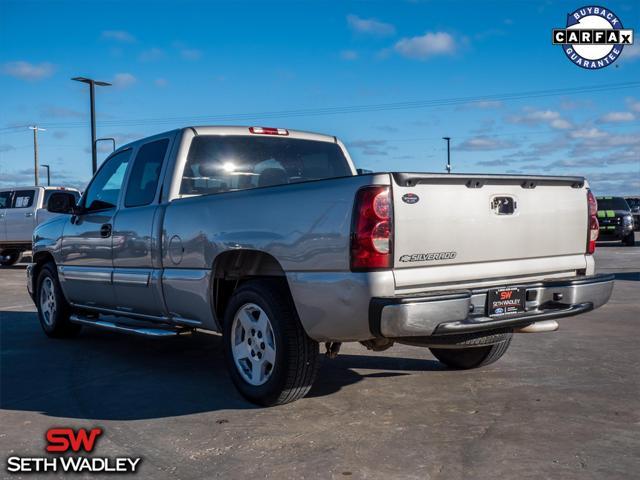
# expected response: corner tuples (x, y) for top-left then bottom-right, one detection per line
(28, 126), (614, 405)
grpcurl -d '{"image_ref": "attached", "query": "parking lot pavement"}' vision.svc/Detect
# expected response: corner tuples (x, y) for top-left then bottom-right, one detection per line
(1, 237), (639, 480)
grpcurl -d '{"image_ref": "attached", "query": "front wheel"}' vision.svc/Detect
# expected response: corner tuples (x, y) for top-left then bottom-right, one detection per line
(36, 262), (82, 338)
(0, 250), (22, 267)
(223, 279), (319, 406)
(429, 333), (512, 369)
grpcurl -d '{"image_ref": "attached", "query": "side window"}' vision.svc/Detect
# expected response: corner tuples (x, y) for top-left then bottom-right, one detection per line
(124, 139), (169, 208)
(0, 191), (11, 209)
(43, 190), (80, 208)
(12, 190), (35, 208)
(83, 149), (132, 212)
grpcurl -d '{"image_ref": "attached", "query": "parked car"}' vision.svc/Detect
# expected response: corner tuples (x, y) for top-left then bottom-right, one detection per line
(596, 196), (635, 246)
(625, 197), (640, 232)
(0, 186), (80, 266)
(28, 126), (614, 405)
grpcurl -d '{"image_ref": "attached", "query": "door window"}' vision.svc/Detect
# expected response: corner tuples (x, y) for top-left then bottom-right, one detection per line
(125, 139), (169, 207)
(12, 190), (35, 208)
(0, 191), (11, 209)
(83, 149), (132, 211)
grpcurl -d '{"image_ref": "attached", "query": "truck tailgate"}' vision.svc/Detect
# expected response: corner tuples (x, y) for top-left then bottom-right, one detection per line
(391, 173), (589, 289)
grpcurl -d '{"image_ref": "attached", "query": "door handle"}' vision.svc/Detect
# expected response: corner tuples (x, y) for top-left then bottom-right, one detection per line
(100, 223), (112, 238)
(25, 212), (34, 217)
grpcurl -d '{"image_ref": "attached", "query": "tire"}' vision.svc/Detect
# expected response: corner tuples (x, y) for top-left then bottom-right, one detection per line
(429, 332), (512, 369)
(0, 250), (22, 267)
(622, 233), (635, 246)
(223, 279), (319, 406)
(36, 262), (82, 338)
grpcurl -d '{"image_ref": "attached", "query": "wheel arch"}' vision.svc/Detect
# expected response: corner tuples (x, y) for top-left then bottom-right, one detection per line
(31, 251), (56, 294)
(211, 249), (290, 323)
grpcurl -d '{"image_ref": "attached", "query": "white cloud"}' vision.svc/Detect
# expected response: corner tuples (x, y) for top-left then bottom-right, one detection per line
(101, 30), (136, 43)
(570, 128), (607, 139)
(468, 100), (502, 109)
(347, 14), (395, 36)
(340, 50), (358, 60)
(601, 111), (635, 122)
(1, 61), (54, 81)
(622, 42), (640, 60)
(508, 109), (573, 130)
(180, 48), (202, 60)
(394, 32), (456, 60)
(154, 78), (168, 87)
(112, 73), (136, 88)
(139, 48), (164, 62)
(458, 136), (514, 151)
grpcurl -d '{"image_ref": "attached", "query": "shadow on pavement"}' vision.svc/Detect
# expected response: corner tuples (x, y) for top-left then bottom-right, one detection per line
(1, 310), (439, 419)
(613, 271), (640, 281)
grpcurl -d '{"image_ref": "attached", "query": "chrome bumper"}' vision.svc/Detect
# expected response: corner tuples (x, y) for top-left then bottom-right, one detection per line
(369, 274), (614, 338)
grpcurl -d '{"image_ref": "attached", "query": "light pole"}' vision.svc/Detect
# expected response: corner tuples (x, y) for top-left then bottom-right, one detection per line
(71, 77), (111, 174)
(442, 136), (451, 174)
(28, 126), (46, 185)
(41, 164), (51, 186)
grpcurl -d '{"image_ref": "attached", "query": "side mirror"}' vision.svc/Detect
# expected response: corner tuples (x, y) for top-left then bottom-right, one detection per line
(47, 192), (77, 214)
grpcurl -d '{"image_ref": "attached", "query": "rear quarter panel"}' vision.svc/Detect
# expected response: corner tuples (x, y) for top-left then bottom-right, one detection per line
(161, 173), (393, 339)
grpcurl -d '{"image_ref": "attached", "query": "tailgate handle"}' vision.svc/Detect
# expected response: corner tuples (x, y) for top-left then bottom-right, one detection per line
(491, 196), (516, 215)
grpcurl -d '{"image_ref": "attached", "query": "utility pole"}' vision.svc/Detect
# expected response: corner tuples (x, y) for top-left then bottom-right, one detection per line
(41, 164), (51, 186)
(442, 136), (451, 174)
(71, 77), (112, 173)
(29, 126), (46, 185)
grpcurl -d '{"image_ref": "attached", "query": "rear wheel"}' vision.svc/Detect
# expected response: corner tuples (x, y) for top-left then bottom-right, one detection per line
(223, 279), (319, 406)
(429, 332), (512, 369)
(0, 250), (22, 267)
(36, 262), (81, 338)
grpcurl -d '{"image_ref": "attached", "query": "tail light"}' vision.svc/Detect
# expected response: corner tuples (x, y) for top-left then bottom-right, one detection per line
(587, 189), (599, 254)
(351, 186), (392, 270)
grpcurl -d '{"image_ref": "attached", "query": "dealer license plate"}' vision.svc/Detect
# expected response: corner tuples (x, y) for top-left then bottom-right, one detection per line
(488, 287), (525, 316)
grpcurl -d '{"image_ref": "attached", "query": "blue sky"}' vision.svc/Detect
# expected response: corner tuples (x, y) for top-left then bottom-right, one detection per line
(0, 0), (638, 195)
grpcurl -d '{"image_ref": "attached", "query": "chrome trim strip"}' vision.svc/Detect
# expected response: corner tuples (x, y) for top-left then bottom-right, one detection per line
(113, 271), (151, 286)
(59, 266), (112, 283)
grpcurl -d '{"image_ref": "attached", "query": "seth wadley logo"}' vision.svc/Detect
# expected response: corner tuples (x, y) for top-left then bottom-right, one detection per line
(552, 5), (634, 69)
(5, 427), (142, 474)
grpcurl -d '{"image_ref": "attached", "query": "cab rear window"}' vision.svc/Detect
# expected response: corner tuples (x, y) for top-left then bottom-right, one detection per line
(180, 135), (351, 196)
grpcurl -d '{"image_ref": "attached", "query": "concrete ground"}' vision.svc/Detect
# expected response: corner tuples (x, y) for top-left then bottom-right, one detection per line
(1, 236), (639, 479)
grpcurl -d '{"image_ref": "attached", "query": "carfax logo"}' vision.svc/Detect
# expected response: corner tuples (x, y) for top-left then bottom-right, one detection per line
(552, 6), (634, 69)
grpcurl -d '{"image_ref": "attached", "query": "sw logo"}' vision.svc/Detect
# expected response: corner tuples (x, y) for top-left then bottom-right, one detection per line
(5, 427), (142, 474)
(499, 291), (514, 300)
(46, 427), (103, 453)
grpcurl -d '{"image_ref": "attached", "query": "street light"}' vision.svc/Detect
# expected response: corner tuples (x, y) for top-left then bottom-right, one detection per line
(442, 136), (451, 174)
(71, 77), (111, 174)
(41, 164), (51, 186)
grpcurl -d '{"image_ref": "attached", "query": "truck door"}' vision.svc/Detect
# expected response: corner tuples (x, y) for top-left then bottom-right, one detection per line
(59, 149), (132, 309)
(5, 189), (37, 242)
(0, 190), (11, 242)
(112, 137), (172, 318)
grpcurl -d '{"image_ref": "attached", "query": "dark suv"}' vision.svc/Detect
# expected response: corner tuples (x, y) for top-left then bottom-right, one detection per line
(596, 196), (635, 246)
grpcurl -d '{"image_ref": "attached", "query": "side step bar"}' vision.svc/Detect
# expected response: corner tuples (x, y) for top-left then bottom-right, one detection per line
(70, 315), (192, 337)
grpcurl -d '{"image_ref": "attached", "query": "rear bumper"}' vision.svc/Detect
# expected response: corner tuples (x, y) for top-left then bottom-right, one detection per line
(369, 274), (614, 338)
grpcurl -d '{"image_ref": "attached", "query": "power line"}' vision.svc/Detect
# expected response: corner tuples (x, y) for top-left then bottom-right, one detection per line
(1, 81), (639, 133)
